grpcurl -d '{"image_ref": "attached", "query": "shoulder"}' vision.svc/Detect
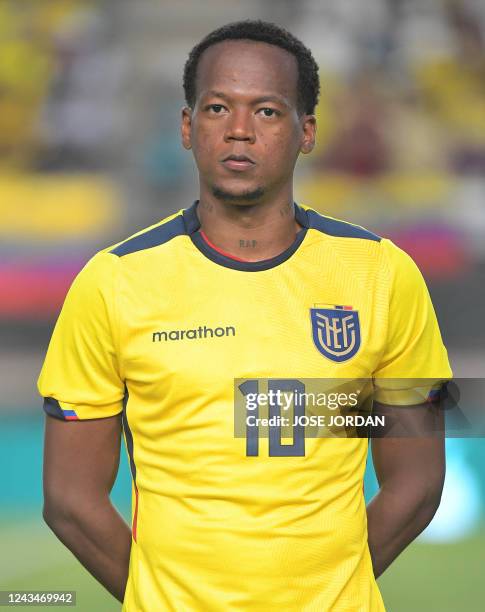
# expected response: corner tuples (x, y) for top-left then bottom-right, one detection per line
(301, 204), (421, 267)
(105, 208), (186, 258)
(301, 205), (382, 243)
(68, 209), (187, 295)
(300, 204), (383, 275)
(378, 237), (428, 292)
(300, 204), (424, 282)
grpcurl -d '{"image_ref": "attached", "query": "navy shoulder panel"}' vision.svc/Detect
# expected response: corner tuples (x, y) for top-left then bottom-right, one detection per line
(110, 214), (186, 257)
(306, 209), (381, 242)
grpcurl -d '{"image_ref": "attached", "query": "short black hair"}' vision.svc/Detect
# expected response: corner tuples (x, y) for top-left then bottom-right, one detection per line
(183, 20), (320, 115)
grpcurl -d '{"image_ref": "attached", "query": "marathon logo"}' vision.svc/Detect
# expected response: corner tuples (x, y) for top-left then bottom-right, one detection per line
(152, 325), (236, 342)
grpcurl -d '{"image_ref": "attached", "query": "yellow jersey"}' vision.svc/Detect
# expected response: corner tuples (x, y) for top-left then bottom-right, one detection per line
(38, 202), (452, 611)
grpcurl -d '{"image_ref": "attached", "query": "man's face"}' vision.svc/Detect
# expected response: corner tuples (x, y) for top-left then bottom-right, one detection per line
(181, 40), (316, 204)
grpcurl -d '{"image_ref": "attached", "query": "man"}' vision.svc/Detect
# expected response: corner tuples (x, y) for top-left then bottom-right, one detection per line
(39, 20), (452, 611)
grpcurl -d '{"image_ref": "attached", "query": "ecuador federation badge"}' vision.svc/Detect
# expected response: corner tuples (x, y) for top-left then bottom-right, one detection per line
(310, 305), (361, 362)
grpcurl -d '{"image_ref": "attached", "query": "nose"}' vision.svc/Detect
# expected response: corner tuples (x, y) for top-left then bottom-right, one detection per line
(224, 108), (255, 143)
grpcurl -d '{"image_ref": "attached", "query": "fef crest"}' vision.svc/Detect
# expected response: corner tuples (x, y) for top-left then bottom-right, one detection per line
(310, 306), (361, 362)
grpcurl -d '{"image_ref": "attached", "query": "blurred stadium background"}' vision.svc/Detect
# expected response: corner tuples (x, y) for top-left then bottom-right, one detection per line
(0, 0), (484, 610)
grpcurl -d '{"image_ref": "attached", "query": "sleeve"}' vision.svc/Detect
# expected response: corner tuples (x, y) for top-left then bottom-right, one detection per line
(37, 251), (125, 420)
(373, 239), (453, 406)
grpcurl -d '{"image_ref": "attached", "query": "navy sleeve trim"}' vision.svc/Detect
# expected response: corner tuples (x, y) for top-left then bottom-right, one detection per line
(43, 397), (79, 420)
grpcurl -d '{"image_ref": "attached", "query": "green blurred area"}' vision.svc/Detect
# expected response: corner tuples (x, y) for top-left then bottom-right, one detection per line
(0, 520), (119, 611)
(378, 535), (485, 612)
(1, 518), (484, 612)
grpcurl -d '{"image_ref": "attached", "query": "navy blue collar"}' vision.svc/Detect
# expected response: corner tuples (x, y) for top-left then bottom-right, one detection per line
(183, 201), (309, 272)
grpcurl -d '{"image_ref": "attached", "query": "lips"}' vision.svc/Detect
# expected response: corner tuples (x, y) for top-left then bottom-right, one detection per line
(221, 154), (255, 171)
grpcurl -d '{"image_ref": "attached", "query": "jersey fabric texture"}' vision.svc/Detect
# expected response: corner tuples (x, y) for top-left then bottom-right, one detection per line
(38, 202), (452, 612)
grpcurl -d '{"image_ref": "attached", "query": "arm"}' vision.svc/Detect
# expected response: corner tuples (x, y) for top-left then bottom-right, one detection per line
(42, 414), (132, 603)
(366, 402), (445, 578)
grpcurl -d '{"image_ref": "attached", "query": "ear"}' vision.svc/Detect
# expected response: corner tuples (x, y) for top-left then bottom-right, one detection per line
(300, 114), (316, 155)
(181, 106), (193, 150)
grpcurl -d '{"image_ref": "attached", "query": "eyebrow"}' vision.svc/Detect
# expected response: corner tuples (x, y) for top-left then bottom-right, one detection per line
(204, 90), (290, 108)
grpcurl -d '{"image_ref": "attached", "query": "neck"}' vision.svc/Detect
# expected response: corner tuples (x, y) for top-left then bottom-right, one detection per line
(197, 188), (301, 262)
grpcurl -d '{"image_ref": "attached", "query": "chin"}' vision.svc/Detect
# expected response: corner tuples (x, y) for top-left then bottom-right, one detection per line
(211, 184), (265, 204)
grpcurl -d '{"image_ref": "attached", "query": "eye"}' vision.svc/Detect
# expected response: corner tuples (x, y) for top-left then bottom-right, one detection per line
(258, 107), (279, 118)
(207, 104), (226, 114)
